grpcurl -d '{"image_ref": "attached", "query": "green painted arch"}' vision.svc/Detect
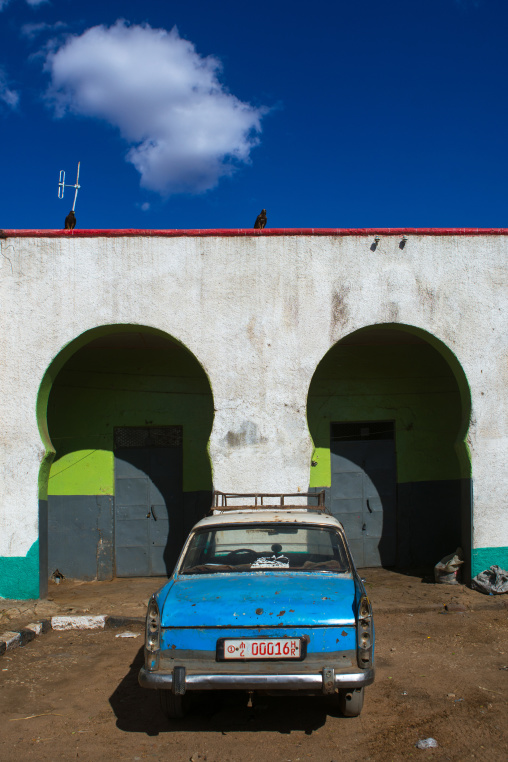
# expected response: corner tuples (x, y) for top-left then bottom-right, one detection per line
(306, 322), (472, 488)
(382, 323), (472, 467)
(36, 324), (215, 499)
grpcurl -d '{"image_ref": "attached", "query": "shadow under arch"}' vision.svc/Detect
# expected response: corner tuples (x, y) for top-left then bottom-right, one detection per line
(306, 323), (472, 577)
(37, 324), (214, 592)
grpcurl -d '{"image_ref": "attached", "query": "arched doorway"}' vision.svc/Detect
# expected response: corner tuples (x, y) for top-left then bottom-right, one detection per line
(307, 324), (471, 573)
(37, 326), (214, 582)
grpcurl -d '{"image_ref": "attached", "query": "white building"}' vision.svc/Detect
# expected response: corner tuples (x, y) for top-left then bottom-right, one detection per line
(0, 227), (506, 598)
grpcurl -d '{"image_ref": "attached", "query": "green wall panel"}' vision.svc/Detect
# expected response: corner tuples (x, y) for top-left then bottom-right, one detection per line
(472, 547), (508, 578)
(49, 449), (114, 496)
(46, 335), (214, 496)
(308, 340), (469, 488)
(0, 541), (40, 600)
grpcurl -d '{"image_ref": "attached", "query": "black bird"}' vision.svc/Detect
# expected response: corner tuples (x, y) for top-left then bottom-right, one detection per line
(65, 210), (76, 230)
(254, 209), (267, 229)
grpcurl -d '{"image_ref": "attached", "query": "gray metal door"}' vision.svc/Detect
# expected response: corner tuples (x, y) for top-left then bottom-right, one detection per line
(330, 422), (396, 567)
(114, 427), (183, 577)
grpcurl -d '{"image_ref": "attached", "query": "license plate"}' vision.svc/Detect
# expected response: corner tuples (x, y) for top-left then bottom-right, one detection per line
(217, 637), (305, 661)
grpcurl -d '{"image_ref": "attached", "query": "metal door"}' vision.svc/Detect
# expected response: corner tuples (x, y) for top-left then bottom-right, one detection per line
(114, 427), (183, 577)
(330, 422), (396, 567)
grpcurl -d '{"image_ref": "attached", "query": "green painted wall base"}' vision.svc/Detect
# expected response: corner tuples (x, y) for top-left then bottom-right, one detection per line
(0, 541), (40, 600)
(472, 546), (508, 578)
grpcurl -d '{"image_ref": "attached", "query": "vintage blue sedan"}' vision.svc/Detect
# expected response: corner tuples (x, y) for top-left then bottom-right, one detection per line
(139, 493), (375, 718)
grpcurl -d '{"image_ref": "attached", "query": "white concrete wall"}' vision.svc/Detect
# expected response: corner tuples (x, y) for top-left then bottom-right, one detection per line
(0, 233), (507, 558)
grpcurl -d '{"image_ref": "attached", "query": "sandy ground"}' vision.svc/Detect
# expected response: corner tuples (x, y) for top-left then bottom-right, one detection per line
(0, 571), (507, 762)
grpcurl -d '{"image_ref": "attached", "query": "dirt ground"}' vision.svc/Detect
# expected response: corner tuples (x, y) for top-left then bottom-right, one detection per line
(1, 567), (504, 630)
(0, 570), (507, 762)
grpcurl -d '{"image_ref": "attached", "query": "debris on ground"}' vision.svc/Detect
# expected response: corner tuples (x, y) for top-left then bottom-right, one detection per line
(415, 738), (438, 749)
(471, 565), (508, 595)
(51, 569), (65, 584)
(445, 601), (467, 612)
(115, 631), (140, 638)
(434, 549), (463, 584)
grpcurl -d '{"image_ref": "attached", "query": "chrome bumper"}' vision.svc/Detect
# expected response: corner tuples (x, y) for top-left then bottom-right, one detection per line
(139, 665), (374, 694)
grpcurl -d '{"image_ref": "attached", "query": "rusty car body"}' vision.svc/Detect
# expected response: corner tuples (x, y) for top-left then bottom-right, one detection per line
(139, 492), (375, 718)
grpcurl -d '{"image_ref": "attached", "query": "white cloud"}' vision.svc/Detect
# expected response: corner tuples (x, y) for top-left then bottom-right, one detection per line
(21, 21), (66, 40)
(0, 68), (19, 109)
(140, 202), (150, 211)
(0, 0), (49, 9)
(44, 21), (266, 195)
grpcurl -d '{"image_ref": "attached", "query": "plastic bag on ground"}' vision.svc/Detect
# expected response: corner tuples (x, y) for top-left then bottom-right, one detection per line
(416, 738), (438, 749)
(434, 548), (464, 584)
(471, 565), (508, 595)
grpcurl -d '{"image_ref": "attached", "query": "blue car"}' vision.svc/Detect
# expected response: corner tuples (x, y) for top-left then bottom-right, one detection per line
(139, 493), (375, 718)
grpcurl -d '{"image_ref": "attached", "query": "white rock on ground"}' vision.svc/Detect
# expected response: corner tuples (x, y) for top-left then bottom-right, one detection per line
(24, 622), (44, 635)
(51, 615), (107, 631)
(0, 631), (22, 649)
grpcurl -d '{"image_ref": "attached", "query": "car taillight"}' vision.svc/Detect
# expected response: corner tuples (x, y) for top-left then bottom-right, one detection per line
(357, 594), (373, 668)
(145, 597), (160, 671)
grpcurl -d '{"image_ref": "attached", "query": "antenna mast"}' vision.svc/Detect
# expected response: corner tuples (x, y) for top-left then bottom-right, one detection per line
(58, 162), (81, 211)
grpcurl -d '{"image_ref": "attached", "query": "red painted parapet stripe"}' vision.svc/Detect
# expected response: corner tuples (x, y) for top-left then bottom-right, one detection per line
(2, 228), (508, 238)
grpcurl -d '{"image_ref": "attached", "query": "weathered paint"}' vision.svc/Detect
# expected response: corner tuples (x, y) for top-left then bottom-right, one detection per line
(472, 546), (508, 578)
(47, 495), (114, 581)
(158, 573), (356, 629)
(0, 232), (506, 597)
(188, 509), (349, 530)
(160, 625), (357, 653)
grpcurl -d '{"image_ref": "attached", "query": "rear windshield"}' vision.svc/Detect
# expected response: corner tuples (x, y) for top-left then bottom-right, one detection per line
(179, 523), (351, 575)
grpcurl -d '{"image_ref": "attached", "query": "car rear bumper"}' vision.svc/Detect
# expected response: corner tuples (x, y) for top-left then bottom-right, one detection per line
(139, 665), (374, 694)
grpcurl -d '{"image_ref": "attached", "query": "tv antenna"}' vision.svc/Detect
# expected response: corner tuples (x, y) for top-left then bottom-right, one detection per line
(58, 162), (81, 211)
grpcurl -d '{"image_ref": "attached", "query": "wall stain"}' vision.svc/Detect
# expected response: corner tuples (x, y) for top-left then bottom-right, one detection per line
(330, 284), (351, 340)
(387, 302), (400, 322)
(416, 278), (437, 317)
(224, 421), (268, 448)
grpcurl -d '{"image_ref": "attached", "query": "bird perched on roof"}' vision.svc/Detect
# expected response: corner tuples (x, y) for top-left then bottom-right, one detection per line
(65, 210), (76, 230)
(254, 209), (267, 229)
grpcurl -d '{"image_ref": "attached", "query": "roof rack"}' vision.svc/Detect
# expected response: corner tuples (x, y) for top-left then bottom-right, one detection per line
(210, 490), (329, 514)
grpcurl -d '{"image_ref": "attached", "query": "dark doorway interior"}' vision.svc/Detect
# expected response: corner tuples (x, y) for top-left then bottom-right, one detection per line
(114, 426), (184, 577)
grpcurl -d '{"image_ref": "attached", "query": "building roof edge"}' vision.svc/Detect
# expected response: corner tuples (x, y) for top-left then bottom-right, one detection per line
(2, 227), (508, 238)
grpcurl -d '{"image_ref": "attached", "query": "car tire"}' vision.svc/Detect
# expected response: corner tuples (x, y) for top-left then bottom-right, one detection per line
(338, 687), (364, 717)
(158, 689), (190, 719)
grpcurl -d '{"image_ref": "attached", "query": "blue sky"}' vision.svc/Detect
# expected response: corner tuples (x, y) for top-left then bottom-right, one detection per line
(1, 0), (507, 230)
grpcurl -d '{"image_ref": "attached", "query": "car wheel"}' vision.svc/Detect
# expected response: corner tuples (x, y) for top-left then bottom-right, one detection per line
(158, 689), (190, 719)
(338, 687), (364, 717)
